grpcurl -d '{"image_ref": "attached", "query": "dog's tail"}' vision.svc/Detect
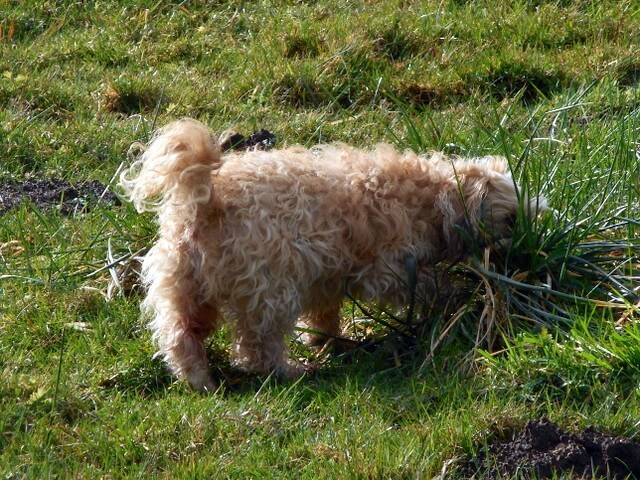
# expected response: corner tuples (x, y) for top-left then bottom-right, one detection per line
(120, 118), (221, 218)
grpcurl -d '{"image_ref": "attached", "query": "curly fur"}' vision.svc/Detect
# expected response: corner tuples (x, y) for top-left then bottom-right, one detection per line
(120, 118), (542, 392)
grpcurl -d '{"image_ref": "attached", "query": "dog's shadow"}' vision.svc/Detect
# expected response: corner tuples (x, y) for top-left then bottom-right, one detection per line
(98, 325), (465, 402)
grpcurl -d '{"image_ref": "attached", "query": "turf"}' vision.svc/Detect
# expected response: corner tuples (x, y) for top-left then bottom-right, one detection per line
(1, 1), (639, 478)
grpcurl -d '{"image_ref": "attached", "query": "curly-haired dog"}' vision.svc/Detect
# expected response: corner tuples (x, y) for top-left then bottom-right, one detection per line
(120, 118), (543, 392)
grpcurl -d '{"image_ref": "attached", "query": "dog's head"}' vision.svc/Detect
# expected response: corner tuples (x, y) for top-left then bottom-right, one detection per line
(440, 156), (546, 259)
(479, 158), (547, 241)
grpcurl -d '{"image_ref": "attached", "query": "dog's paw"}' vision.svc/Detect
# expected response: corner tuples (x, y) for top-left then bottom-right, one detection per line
(187, 370), (218, 393)
(299, 330), (329, 348)
(279, 359), (315, 380)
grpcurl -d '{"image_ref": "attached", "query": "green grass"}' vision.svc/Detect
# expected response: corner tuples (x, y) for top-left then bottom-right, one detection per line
(1, 0), (640, 478)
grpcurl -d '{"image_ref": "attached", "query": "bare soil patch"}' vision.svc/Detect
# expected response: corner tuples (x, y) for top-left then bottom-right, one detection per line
(0, 129), (275, 217)
(0, 178), (120, 216)
(459, 418), (640, 479)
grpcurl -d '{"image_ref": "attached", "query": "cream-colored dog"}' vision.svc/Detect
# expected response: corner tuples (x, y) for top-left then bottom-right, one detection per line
(121, 118), (540, 392)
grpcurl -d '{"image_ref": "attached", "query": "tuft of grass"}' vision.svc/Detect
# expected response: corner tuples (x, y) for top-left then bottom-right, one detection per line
(344, 90), (639, 377)
(283, 28), (324, 59)
(370, 19), (423, 62)
(396, 81), (466, 109)
(101, 79), (166, 116)
(480, 316), (640, 405)
(464, 56), (567, 103)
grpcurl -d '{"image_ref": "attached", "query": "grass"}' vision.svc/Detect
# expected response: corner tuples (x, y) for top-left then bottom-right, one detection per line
(1, 0), (639, 478)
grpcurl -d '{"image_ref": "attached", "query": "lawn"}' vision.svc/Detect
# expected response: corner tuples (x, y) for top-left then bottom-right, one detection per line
(1, 1), (639, 478)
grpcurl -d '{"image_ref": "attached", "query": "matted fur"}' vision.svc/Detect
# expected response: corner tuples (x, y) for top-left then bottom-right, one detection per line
(120, 118), (540, 392)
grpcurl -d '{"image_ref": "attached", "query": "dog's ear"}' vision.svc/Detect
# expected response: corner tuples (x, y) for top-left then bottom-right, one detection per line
(438, 185), (481, 260)
(440, 213), (479, 262)
(454, 215), (474, 239)
(454, 215), (477, 250)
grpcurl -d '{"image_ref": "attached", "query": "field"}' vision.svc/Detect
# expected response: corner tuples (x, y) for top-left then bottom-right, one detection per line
(1, 1), (639, 478)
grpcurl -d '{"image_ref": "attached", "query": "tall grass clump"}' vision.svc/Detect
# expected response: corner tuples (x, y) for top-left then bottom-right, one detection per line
(348, 92), (639, 366)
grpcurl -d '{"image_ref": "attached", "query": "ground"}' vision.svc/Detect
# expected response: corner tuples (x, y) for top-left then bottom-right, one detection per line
(0, 129), (274, 216)
(0, 178), (119, 216)
(1, 176), (639, 479)
(459, 418), (640, 479)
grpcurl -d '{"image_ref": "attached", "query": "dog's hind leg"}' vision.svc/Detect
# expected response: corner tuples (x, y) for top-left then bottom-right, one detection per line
(144, 245), (220, 392)
(150, 298), (220, 392)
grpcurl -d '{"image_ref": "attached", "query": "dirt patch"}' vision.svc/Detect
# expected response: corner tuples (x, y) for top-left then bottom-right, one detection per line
(0, 128), (275, 217)
(0, 178), (120, 216)
(459, 418), (640, 479)
(220, 129), (277, 152)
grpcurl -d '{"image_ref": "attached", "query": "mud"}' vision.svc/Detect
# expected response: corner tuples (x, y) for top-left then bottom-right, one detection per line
(0, 178), (120, 216)
(459, 418), (640, 479)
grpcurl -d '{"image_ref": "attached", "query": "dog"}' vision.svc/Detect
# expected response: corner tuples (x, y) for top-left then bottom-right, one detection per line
(120, 118), (542, 392)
